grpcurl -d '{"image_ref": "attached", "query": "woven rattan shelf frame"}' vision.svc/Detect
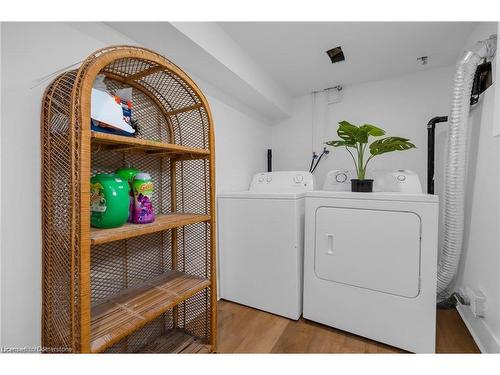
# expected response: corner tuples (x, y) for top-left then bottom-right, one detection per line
(90, 270), (210, 353)
(90, 213), (211, 245)
(41, 46), (216, 353)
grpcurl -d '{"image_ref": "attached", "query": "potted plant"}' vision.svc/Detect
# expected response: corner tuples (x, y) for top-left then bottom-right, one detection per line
(325, 121), (416, 192)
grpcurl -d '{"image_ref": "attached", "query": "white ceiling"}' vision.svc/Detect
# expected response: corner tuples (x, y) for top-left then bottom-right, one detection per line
(218, 22), (477, 97)
(107, 22), (293, 120)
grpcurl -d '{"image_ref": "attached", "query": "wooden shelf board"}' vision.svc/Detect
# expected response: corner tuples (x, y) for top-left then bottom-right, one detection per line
(90, 271), (210, 353)
(139, 329), (210, 353)
(91, 132), (210, 158)
(91, 213), (210, 245)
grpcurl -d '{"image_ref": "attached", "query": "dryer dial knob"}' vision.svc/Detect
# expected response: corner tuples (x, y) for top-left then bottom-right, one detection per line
(336, 173), (348, 183)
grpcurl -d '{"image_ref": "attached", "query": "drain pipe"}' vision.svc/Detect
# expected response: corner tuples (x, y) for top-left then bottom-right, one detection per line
(437, 35), (497, 301)
(427, 116), (448, 195)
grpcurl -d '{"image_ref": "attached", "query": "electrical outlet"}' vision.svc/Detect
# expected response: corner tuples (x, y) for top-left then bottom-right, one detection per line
(472, 290), (487, 318)
(465, 287), (486, 318)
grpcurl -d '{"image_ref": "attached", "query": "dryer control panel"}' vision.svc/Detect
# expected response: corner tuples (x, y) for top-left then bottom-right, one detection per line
(249, 171), (315, 192)
(323, 169), (355, 191)
(373, 169), (423, 193)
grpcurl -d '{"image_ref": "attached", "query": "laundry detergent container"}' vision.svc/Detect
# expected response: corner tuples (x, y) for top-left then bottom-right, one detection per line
(90, 173), (130, 228)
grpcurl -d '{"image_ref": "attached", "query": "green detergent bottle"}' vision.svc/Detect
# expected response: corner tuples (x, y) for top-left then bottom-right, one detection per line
(115, 167), (139, 222)
(90, 173), (129, 228)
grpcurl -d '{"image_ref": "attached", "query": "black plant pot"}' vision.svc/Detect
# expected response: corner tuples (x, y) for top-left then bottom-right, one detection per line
(351, 179), (373, 192)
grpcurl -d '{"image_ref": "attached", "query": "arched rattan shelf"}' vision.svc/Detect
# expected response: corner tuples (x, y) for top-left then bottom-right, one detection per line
(41, 46), (216, 353)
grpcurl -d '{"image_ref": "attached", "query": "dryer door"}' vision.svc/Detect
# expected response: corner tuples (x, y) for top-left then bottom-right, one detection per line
(314, 207), (421, 298)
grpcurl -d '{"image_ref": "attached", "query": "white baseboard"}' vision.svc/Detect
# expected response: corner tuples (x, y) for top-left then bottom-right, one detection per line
(456, 304), (500, 353)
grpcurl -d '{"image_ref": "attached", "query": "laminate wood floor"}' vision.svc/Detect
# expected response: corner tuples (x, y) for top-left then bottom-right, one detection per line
(216, 300), (480, 353)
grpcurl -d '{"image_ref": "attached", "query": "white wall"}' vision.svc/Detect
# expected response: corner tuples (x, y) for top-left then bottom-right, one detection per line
(0, 22), (270, 348)
(453, 22), (500, 353)
(272, 66), (455, 189)
(211, 97), (270, 192)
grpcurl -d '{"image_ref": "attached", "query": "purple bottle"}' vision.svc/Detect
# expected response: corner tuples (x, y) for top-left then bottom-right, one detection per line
(132, 173), (155, 224)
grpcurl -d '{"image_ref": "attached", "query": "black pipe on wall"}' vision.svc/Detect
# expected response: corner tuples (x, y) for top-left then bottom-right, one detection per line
(427, 116), (448, 194)
(267, 149), (272, 172)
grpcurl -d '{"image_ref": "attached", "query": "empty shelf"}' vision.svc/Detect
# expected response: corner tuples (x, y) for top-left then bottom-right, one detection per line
(90, 270), (210, 353)
(139, 329), (210, 353)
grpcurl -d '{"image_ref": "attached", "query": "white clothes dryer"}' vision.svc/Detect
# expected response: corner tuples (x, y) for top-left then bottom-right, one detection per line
(303, 191), (439, 352)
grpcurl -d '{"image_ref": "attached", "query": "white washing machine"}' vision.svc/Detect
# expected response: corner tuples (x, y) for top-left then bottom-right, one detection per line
(218, 171), (314, 320)
(303, 191), (439, 353)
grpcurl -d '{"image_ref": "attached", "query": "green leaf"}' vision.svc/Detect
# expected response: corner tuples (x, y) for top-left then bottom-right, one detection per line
(369, 137), (416, 156)
(338, 120), (355, 127)
(325, 140), (353, 147)
(337, 121), (359, 144)
(326, 121), (412, 158)
(359, 124), (385, 137)
(355, 127), (369, 143)
(335, 122), (385, 144)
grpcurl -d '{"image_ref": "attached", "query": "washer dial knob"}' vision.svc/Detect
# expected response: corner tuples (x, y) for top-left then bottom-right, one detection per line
(293, 174), (304, 183)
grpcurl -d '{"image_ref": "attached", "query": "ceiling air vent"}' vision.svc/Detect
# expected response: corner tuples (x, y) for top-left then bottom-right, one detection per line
(326, 46), (345, 64)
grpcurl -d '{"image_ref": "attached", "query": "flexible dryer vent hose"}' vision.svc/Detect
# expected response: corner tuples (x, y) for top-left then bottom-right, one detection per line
(437, 35), (497, 300)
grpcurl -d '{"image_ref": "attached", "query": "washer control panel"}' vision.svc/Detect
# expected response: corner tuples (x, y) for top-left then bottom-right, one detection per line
(293, 174), (304, 183)
(250, 171), (315, 192)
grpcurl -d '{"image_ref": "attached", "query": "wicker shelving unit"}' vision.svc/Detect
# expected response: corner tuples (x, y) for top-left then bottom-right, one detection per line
(41, 46), (216, 353)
